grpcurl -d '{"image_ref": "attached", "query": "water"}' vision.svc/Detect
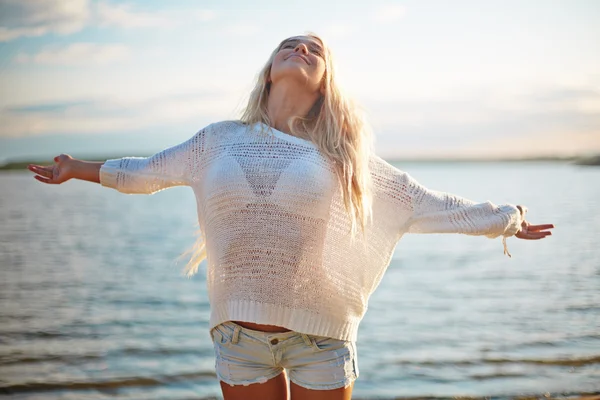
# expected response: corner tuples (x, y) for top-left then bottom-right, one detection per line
(1, 161), (598, 399)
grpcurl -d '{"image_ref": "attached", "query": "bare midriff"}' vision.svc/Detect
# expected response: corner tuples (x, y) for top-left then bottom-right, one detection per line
(232, 321), (291, 333)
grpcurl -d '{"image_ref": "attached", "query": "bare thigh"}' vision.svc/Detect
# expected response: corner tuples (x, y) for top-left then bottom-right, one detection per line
(219, 371), (355, 400)
(220, 370), (289, 400)
(290, 380), (354, 400)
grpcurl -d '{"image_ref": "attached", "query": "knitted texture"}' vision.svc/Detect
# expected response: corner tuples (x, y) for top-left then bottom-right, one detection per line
(100, 120), (525, 341)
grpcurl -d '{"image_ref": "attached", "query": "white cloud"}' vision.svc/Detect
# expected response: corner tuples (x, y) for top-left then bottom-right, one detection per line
(16, 43), (130, 66)
(0, 0), (217, 41)
(0, 0), (90, 42)
(95, 2), (175, 29)
(221, 23), (261, 37)
(484, 85), (600, 115)
(0, 91), (238, 138)
(0, 26), (45, 42)
(95, 2), (217, 29)
(195, 10), (217, 22)
(372, 3), (407, 24)
(364, 83), (600, 159)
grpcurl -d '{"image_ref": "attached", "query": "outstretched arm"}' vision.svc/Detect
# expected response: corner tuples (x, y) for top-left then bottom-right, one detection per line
(28, 126), (211, 194)
(369, 156), (554, 255)
(405, 171), (524, 238)
(403, 172), (554, 254)
(28, 155), (102, 184)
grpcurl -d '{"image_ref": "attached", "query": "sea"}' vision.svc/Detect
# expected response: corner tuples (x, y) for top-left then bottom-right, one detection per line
(1, 161), (598, 399)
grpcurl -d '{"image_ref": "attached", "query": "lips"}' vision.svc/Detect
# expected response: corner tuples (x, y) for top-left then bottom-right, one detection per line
(287, 54), (309, 65)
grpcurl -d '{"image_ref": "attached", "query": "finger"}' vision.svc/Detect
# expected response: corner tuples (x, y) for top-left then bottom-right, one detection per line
(533, 230), (553, 235)
(518, 229), (550, 237)
(28, 164), (51, 173)
(527, 224), (555, 231)
(55, 154), (71, 163)
(33, 175), (57, 184)
(519, 231), (552, 240)
(27, 164), (45, 173)
(29, 165), (53, 178)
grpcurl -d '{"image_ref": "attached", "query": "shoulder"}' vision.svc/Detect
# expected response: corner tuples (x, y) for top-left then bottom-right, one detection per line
(209, 119), (246, 130)
(369, 154), (408, 180)
(368, 154), (422, 200)
(206, 119), (253, 139)
(194, 120), (249, 146)
(205, 119), (247, 134)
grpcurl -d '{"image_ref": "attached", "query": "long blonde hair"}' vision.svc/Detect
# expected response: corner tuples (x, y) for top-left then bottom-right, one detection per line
(180, 32), (374, 277)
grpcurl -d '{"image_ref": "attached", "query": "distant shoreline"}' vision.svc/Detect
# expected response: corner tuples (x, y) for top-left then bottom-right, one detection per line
(1, 154), (599, 171)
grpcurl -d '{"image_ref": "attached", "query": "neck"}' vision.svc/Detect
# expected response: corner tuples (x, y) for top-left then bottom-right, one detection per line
(266, 81), (320, 137)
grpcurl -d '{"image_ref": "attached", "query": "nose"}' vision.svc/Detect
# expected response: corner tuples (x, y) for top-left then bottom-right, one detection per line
(294, 43), (309, 54)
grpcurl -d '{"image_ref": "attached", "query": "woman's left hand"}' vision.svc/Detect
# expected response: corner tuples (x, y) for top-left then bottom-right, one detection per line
(515, 220), (554, 240)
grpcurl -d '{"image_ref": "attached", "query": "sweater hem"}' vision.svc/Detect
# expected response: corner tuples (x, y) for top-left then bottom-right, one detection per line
(210, 300), (361, 342)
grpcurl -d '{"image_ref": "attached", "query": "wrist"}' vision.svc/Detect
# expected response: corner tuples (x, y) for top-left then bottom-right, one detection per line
(71, 159), (102, 183)
(68, 158), (84, 180)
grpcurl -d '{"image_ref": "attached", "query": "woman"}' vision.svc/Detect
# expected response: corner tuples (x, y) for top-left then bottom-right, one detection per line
(27, 33), (554, 400)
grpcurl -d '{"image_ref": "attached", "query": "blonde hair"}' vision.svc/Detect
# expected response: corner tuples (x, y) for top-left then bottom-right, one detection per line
(179, 32), (374, 277)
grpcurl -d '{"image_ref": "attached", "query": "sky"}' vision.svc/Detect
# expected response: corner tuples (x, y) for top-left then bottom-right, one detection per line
(0, 0), (599, 162)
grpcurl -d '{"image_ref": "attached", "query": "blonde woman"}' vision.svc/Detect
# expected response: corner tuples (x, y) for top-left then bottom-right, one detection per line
(27, 33), (554, 400)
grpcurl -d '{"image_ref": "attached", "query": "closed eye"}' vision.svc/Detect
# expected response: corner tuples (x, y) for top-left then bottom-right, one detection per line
(281, 42), (324, 58)
(311, 47), (323, 56)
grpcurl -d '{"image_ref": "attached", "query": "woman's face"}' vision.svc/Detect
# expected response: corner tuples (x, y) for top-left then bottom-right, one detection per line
(270, 36), (326, 95)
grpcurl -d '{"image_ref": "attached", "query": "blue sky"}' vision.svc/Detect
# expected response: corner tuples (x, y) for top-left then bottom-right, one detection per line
(0, 0), (599, 162)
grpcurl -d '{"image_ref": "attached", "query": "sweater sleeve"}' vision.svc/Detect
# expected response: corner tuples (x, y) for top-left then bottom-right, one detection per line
(402, 171), (525, 242)
(99, 126), (209, 194)
(370, 155), (526, 255)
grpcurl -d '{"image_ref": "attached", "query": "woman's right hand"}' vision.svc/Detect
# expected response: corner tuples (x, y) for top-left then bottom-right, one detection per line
(28, 154), (76, 185)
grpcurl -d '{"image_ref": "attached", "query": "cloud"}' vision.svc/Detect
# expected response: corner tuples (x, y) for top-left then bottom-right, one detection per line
(526, 87), (600, 114)
(15, 43), (130, 66)
(95, 2), (217, 29)
(94, 2), (218, 29)
(95, 2), (174, 29)
(0, 90), (238, 138)
(221, 23), (261, 37)
(372, 3), (407, 24)
(6, 99), (98, 114)
(195, 10), (217, 22)
(0, 0), (217, 42)
(368, 84), (600, 130)
(366, 85), (600, 158)
(0, 0), (90, 41)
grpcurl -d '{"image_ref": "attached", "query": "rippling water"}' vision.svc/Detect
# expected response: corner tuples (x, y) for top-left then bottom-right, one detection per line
(1, 161), (598, 399)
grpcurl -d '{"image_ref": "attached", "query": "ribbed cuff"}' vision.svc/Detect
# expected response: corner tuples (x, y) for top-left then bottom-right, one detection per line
(99, 159), (122, 190)
(501, 204), (526, 237)
(500, 204), (527, 257)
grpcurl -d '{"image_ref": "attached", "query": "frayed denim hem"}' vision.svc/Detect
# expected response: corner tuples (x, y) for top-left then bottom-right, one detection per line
(289, 375), (357, 391)
(216, 369), (284, 387)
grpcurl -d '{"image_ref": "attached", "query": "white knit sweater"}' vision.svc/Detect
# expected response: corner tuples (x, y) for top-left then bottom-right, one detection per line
(99, 120), (525, 341)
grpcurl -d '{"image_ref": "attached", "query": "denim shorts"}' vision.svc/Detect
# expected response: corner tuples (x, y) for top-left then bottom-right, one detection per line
(210, 321), (359, 390)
